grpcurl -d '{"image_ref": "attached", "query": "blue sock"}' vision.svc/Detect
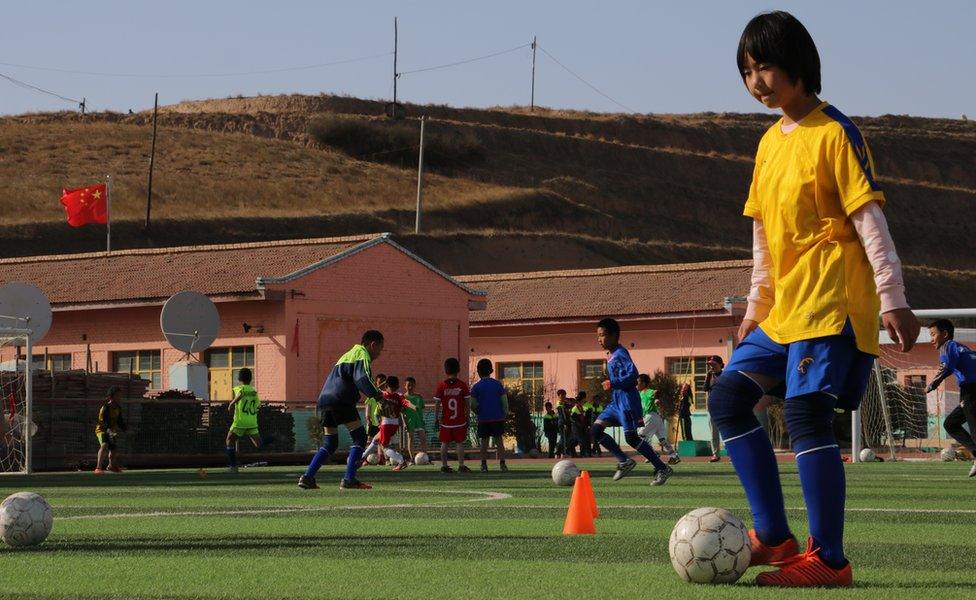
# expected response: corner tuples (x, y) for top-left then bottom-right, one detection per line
(723, 427), (791, 545)
(787, 392), (847, 568)
(226, 445), (236, 468)
(599, 434), (628, 462)
(344, 445), (364, 481)
(633, 439), (667, 471)
(303, 434), (337, 478)
(796, 445), (847, 568)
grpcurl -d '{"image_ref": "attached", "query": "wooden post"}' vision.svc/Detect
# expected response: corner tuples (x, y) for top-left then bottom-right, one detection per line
(530, 36), (537, 111)
(145, 92), (158, 231)
(414, 116), (426, 233)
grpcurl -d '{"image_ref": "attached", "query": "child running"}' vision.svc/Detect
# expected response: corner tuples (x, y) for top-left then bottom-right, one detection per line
(925, 319), (976, 477)
(434, 358), (471, 473)
(637, 373), (679, 465)
(298, 330), (386, 490)
(362, 376), (416, 471)
(470, 358), (509, 472)
(593, 318), (673, 486)
(707, 11), (920, 586)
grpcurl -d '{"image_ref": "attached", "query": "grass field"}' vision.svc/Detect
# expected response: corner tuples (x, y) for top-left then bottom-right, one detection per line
(1, 460), (973, 599)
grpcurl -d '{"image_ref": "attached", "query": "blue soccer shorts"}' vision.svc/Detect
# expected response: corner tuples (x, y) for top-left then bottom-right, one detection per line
(597, 395), (644, 432)
(725, 321), (875, 410)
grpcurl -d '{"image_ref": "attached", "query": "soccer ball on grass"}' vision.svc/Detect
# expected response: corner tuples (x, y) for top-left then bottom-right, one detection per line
(859, 448), (876, 462)
(941, 446), (957, 461)
(365, 453), (380, 466)
(669, 507), (751, 584)
(414, 452), (431, 465)
(551, 459), (580, 486)
(0, 492), (53, 548)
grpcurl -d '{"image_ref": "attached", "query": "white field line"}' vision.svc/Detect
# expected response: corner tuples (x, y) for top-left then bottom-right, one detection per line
(59, 488), (511, 521)
(495, 504), (976, 515)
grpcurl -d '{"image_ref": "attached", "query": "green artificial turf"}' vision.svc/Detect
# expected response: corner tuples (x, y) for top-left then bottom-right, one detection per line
(1, 460), (973, 599)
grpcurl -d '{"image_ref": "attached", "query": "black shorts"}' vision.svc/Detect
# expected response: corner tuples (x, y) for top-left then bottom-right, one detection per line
(96, 432), (117, 450)
(318, 402), (362, 428)
(477, 421), (505, 439)
(367, 424), (380, 438)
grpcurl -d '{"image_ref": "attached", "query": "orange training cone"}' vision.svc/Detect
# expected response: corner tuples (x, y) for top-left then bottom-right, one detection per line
(579, 470), (598, 519)
(563, 475), (596, 535)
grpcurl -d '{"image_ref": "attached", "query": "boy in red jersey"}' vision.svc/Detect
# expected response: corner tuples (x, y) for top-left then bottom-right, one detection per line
(361, 376), (415, 471)
(434, 358), (471, 473)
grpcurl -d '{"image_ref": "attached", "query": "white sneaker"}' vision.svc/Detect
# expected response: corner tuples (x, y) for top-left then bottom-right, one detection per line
(969, 461), (976, 478)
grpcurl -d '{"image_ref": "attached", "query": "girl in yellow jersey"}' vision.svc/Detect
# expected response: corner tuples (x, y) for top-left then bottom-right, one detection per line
(707, 11), (920, 588)
(226, 368), (263, 473)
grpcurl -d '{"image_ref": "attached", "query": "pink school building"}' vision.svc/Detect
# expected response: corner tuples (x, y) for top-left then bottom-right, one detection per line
(0, 234), (485, 405)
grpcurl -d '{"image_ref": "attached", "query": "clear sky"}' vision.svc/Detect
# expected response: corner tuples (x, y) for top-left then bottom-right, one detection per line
(1, 0), (973, 118)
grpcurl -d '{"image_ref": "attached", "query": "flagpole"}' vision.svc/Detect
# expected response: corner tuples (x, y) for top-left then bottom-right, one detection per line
(106, 175), (112, 253)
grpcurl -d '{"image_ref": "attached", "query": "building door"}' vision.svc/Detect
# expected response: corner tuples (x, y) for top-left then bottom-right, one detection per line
(209, 370), (233, 402)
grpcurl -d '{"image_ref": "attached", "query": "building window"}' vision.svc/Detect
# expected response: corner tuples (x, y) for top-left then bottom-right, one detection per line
(666, 356), (710, 409)
(905, 374), (927, 392)
(499, 361), (544, 408)
(114, 350), (162, 389)
(206, 346), (255, 401)
(578, 359), (606, 404)
(31, 353), (72, 372)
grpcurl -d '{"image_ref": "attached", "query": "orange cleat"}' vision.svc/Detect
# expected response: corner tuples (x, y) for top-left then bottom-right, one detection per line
(93, 468), (104, 474)
(749, 529), (800, 566)
(755, 537), (852, 587)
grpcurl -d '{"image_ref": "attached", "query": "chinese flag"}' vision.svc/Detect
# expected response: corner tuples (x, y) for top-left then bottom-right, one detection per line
(60, 184), (107, 227)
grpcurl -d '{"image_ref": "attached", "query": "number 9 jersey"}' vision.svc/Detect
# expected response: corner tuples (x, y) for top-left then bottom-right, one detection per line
(435, 378), (471, 429)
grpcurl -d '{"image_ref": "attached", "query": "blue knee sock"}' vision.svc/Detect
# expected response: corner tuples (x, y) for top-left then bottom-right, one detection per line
(633, 439), (667, 471)
(787, 393), (847, 568)
(344, 426), (367, 482)
(303, 434), (337, 478)
(710, 371), (791, 546)
(598, 434), (628, 462)
(226, 445), (236, 468)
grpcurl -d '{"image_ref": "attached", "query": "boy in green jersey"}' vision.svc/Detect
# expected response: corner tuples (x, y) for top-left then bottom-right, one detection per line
(226, 368), (265, 473)
(402, 376), (429, 462)
(637, 373), (679, 465)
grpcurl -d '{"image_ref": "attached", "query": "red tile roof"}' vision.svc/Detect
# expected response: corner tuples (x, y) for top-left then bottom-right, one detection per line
(0, 235), (375, 306)
(457, 260), (752, 324)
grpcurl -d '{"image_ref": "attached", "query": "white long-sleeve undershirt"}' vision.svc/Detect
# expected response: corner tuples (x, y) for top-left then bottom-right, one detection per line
(744, 200), (909, 323)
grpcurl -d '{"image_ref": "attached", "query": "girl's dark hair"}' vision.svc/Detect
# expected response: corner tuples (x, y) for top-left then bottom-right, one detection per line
(737, 11), (821, 95)
(637, 373), (651, 386)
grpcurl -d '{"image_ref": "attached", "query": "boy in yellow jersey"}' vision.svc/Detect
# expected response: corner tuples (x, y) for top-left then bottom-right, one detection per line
(225, 368), (265, 473)
(94, 386), (126, 474)
(707, 11), (920, 587)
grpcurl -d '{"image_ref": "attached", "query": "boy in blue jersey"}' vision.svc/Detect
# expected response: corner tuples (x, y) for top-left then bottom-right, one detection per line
(470, 358), (509, 472)
(298, 330), (385, 491)
(593, 318), (672, 486)
(926, 319), (976, 477)
(708, 12), (920, 586)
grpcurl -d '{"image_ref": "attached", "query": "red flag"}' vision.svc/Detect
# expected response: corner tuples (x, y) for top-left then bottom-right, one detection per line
(60, 184), (107, 227)
(291, 319), (300, 356)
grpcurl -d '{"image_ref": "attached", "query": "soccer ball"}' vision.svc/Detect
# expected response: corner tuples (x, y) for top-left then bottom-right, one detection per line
(551, 459), (580, 486)
(365, 453), (380, 466)
(941, 446), (957, 462)
(669, 507), (751, 584)
(0, 492), (53, 548)
(414, 452), (431, 465)
(859, 448), (876, 462)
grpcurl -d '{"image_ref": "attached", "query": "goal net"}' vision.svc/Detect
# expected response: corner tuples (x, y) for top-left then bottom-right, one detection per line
(0, 328), (33, 474)
(857, 345), (937, 460)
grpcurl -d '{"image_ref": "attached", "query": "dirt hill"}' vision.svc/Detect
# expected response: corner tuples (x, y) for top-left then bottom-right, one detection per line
(1, 93), (974, 308)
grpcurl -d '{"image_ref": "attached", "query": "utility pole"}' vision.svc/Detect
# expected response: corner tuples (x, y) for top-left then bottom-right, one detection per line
(530, 36), (537, 111)
(79, 97), (86, 115)
(393, 17), (399, 115)
(145, 92), (158, 232)
(415, 116), (426, 233)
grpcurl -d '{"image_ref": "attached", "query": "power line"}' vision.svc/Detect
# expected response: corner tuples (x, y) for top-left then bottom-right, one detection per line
(398, 43), (530, 76)
(0, 52), (393, 79)
(537, 45), (636, 113)
(0, 71), (81, 105)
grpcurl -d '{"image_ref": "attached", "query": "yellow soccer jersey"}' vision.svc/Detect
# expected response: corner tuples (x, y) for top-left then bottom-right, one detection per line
(744, 101), (885, 355)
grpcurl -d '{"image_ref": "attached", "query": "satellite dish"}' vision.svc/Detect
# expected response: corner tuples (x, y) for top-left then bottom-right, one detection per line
(0, 283), (53, 344)
(160, 291), (219, 354)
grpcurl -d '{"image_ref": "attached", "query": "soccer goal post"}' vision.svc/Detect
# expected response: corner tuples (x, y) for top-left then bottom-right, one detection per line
(0, 327), (33, 474)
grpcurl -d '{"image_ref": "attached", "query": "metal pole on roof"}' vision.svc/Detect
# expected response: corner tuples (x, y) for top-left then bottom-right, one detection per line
(106, 174), (112, 253)
(415, 115), (426, 233)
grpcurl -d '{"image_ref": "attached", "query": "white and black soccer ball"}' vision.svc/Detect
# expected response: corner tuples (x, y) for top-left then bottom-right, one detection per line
(365, 453), (380, 466)
(859, 448), (876, 462)
(941, 446), (957, 462)
(551, 459), (580, 486)
(0, 492), (53, 548)
(669, 507), (751, 584)
(414, 452), (431, 465)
